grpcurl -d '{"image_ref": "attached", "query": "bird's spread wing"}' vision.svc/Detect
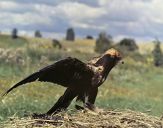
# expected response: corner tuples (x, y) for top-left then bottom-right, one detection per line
(2, 57), (93, 96)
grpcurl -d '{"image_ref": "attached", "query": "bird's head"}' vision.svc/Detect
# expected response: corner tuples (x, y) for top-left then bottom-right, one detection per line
(94, 48), (124, 67)
(87, 48), (124, 81)
(103, 48), (124, 65)
(88, 48), (124, 68)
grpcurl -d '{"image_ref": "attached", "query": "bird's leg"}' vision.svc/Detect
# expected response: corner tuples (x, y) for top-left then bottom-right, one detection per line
(84, 87), (98, 111)
(46, 88), (77, 115)
(75, 93), (85, 110)
(75, 88), (98, 111)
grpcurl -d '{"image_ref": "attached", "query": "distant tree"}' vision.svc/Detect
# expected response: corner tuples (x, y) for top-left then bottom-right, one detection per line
(35, 30), (42, 38)
(66, 28), (75, 41)
(86, 35), (93, 39)
(119, 38), (138, 51)
(52, 39), (62, 49)
(95, 32), (113, 53)
(152, 39), (163, 67)
(12, 28), (18, 39)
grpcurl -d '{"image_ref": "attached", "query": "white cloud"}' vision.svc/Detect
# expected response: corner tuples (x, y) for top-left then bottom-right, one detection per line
(1, 0), (163, 40)
(95, 0), (163, 39)
(0, 1), (18, 9)
(55, 2), (106, 30)
(0, 1), (34, 12)
(0, 1), (52, 26)
(56, 2), (106, 20)
(0, 12), (51, 25)
(32, 2), (107, 30)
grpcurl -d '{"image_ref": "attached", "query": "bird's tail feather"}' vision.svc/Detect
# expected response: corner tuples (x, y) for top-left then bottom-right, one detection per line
(2, 72), (40, 97)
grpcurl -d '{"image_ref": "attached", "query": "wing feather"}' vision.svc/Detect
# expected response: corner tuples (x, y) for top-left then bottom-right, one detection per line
(2, 57), (93, 96)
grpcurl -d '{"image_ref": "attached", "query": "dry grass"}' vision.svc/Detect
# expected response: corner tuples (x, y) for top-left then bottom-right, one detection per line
(138, 42), (163, 54)
(2, 109), (163, 128)
(61, 39), (95, 53)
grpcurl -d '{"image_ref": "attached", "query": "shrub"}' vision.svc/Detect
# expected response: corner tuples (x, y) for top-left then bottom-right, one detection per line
(118, 38), (138, 51)
(152, 39), (163, 67)
(95, 32), (113, 53)
(66, 28), (75, 41)
(11, 28), (18, 39)
(52, 39), (62, 49)
(34, 30), (42, 38)
(86, 35), (93, 39)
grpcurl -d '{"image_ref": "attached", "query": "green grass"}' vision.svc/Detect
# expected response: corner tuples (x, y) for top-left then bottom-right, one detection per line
(0, 34), (162, 123)
(0, 34), (28, 48)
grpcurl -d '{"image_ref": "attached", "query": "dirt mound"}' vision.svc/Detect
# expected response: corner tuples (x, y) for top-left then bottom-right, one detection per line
(2, 109), (163, 128)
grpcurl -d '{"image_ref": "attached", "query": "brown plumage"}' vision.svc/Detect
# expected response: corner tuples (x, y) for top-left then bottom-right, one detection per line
(2, 48), (123, 115)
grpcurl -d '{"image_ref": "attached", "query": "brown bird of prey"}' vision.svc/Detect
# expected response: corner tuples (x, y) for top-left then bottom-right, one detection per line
(3, 48), (123, 115)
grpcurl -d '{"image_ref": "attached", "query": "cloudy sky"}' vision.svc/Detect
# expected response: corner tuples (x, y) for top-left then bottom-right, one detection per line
(0, 0), (163, 41)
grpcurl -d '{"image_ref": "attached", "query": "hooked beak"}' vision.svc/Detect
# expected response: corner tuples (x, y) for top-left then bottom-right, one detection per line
(121, 60), (124, 64)
(116, 59), (124, 66)
(119, 56), (124, 64)
(117, 59), (124, 65)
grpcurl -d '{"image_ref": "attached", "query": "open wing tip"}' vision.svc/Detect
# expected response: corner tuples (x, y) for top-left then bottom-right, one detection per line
(1, 92), (8, 97)
(1, 89), (11, 97)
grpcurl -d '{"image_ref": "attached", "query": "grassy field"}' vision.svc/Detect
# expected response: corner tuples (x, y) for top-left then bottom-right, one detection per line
(0, 34), (163, 125)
